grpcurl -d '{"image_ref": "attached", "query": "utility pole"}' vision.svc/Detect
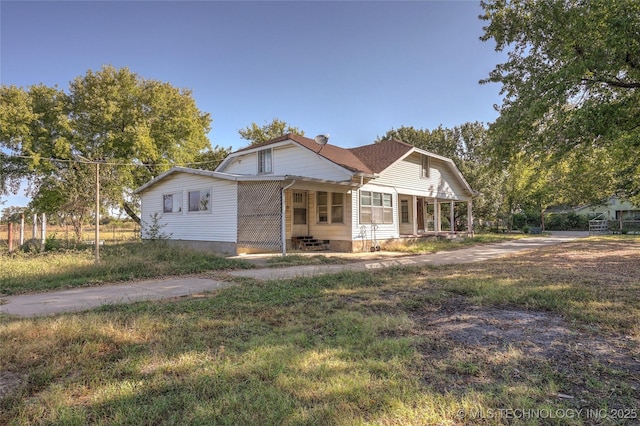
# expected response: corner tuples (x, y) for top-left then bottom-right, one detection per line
(95, 161), (100, 264)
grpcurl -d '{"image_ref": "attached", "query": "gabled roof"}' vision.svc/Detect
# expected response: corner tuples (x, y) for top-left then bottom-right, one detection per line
(348, 139), (414, 173)
(230, 134), (375, 175)
(223, 135), (474, 195)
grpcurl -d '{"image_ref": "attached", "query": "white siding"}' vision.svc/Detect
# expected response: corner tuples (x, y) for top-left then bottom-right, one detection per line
(351, 184), (399, 241)
(140, 172), (237, 242)
(221, 144), (353, 181)
(373, 153), (470, 201)
(219, 152), (256, 175)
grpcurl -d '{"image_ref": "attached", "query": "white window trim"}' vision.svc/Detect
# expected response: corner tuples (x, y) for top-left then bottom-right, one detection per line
(400, 199), (410, 224)
(162, 192), (182, 213)
(359, 190), (393, 225)
(257, 148), (273, 174)
(187, 188), (211, 213)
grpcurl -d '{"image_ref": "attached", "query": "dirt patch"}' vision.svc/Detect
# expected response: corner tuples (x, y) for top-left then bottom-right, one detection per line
(0, 371), (23, 400)
(421, 301), (638, 367)
(413, 298), (640, 402)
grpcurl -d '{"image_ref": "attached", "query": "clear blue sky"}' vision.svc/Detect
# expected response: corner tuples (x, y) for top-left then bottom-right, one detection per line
(1, 0), (505, 207)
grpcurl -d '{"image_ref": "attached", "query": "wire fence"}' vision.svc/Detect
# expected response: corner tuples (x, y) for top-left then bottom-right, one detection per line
(0, 222), (140, 253)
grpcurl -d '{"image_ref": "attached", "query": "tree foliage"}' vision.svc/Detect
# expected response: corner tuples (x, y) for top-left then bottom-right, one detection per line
(190, 145), (232, 171)
(0, 65), (220, 223)
(238, 118), (304, 146)
(480, 0), (640, 203)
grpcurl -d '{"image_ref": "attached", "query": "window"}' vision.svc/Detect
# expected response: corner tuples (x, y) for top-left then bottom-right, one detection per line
(258, 148), (272, 174)
(360, 190), (393, 224)
(188, 190), (210, 212)
(293, 191), (307, 225)
(331, 192), (344, 223)
(163, 193), (182, 213)
(294, 208), (307, 224)
(316, 191), (344, 224)
(421, 155), (430, 178)
(401, 199), (409, 224)
(317, 192), (328, 223)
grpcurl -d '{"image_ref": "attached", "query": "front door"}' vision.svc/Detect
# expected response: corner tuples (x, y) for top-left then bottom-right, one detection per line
(417, 198), (425, 232)
(292, 191), (309, 236)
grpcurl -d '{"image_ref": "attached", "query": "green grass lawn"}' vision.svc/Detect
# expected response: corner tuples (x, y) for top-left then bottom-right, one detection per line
(0, 242), (253, 295)
(1, 236), (638, 425)
(382, 232), (531, 254)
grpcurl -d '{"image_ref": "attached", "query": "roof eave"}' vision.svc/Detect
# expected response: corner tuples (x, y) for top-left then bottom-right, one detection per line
(134, 167), (239, 194)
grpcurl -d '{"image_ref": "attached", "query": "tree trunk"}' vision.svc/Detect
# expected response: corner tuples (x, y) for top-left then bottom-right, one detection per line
(122, 202), (141, 225)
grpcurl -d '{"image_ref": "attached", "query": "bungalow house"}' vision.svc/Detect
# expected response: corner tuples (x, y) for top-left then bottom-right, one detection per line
(134, 134), (476, 254)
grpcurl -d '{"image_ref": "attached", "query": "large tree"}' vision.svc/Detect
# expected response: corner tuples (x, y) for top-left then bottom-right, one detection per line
(480, 0), (640, 203)
(238, 118), (304, 146)
(379, 125), (458, 159)
(0, 65), (219, 223)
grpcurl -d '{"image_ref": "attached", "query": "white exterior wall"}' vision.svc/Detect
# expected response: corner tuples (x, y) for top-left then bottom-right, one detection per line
(373, 153), (469, 201)
(351, 183), (400, 242)
(140, 173), (237, 242)
(221, 143), (353, 181)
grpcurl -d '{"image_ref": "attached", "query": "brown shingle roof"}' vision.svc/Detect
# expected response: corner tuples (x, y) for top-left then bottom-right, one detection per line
(348, 139), (413, 173)
(234, 134), (376, 175)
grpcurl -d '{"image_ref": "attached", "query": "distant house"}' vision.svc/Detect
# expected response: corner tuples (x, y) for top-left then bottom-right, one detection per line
(574, 196), (640, 221)
(134, 134), (475, 254)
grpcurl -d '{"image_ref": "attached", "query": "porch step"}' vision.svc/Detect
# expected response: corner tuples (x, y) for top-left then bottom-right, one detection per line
(292, 236), (330, 251)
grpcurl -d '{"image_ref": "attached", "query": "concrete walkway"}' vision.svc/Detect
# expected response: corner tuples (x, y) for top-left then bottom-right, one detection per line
(0, 233), (586, 318)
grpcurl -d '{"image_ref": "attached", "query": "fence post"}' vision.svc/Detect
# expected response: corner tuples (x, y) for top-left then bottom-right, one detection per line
(32, 214), (37, 241)
(8, 222), (13, 253)
(41, 213), (46, 251)
(20, 213), (25, 246)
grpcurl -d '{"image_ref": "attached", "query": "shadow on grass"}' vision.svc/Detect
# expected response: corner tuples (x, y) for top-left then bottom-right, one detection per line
(2, 238), (639, 424)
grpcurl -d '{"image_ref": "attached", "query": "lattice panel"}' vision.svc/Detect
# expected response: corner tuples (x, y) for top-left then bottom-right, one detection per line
(237, 181), (282, 251)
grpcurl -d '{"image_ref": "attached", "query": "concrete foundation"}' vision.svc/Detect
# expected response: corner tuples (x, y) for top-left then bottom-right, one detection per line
(162, 239), (238, 256)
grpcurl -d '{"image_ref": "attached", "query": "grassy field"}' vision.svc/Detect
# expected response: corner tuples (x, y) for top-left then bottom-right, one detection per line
(1, 236), (638, 425)
(0, 243), (252, 295)
(0, 223), (140, 247)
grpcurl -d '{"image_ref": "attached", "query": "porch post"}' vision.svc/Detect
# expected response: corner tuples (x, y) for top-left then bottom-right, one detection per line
(434, 197), (440, 234)
(450, 201), (455, 233)
(412, 195), (418, 235)
(281, 181), (296, 256)
(467, 200), (473, 236)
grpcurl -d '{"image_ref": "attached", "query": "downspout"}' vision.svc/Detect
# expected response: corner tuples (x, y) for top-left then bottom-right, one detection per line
(281, 180), (296, 256)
